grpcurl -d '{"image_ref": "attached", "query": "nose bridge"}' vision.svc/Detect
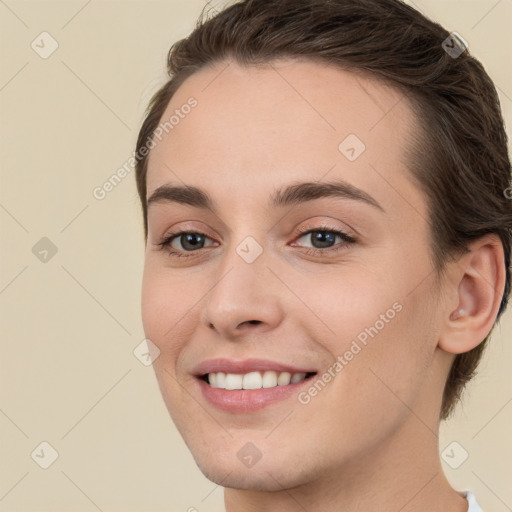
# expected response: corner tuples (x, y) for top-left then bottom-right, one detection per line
(201, 235), (283, 336)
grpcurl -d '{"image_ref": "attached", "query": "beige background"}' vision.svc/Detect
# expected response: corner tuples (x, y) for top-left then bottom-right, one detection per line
(0, 1), (511, 510)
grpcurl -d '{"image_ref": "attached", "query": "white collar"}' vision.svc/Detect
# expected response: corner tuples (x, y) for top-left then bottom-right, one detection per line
(462, 490), (483, 512)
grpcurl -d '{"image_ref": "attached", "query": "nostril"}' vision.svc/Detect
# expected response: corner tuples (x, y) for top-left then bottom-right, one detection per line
(236, 320), (262, 328)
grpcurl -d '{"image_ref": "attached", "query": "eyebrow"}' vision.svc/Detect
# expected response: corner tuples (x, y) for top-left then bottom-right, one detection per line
(147, 179), (385, 213)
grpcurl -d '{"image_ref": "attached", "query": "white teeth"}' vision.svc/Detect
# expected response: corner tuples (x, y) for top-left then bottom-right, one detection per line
(242, 371), (262, 389)
(290, 372), (307, 384)
(207, 370), (310, 390)
(224, 373), (243, 390)
(277, 371), (291, 386)
(262, 370), (277, 388)
(215, 372), (226, 388)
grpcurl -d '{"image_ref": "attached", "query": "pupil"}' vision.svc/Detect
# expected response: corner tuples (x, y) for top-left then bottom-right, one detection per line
(182, 233), (204, 251)
(312, 231), (335, 248)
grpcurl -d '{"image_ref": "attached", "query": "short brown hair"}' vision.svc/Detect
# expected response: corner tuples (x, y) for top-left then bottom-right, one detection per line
(135, 0), (512, 420)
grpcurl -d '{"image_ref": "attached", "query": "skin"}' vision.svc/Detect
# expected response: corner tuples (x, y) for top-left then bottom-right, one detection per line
(141, 58), (505, 511)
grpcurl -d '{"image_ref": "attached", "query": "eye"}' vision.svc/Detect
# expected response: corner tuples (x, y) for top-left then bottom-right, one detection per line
(291, 226), (356, 255)
(155, 224), (356, 259)
(157, 231), (216, 257)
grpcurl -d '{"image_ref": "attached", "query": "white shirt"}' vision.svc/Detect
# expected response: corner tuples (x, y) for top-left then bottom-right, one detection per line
(464, 490), (483, 512)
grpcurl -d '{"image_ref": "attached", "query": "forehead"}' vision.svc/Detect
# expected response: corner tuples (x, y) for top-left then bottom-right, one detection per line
(146, 58), (425, 219)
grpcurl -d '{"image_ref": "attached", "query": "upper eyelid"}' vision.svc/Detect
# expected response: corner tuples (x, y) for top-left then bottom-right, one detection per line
(159, 216), (355, 236)
(151, 209), (362, 239)
(163, 225), (349, 238)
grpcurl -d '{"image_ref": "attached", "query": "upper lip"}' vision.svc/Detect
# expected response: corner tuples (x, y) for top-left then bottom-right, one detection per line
(192, 358), (317, 376)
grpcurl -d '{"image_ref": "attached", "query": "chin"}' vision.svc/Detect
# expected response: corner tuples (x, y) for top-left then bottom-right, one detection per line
(188, 444), (315, 492)
(196, 458), (301, 491)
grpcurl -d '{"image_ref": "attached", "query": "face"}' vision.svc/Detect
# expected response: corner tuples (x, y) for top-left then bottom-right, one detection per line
(141, 59), (451, 491)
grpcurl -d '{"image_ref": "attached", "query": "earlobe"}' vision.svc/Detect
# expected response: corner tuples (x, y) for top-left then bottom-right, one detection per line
(438, 234), (506, 355)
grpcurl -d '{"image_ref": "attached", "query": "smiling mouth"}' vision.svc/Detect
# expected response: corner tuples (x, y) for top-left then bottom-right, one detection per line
(200, 371), (318, 390)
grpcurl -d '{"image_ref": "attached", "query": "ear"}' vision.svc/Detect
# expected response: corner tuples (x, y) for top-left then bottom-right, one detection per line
(438, 234), (506, 355)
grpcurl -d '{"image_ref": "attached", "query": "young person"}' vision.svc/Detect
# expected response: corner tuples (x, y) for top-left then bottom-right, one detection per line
(135, 1), (512, 510)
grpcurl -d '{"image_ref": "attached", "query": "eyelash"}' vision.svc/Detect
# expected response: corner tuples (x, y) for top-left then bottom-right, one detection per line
(156, 224), (356, 259)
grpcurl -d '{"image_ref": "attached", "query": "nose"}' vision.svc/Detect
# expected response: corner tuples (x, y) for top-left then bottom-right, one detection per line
(200, 243), (285, 340)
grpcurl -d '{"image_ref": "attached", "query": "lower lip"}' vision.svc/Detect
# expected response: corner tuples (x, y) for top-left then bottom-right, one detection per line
(196, 376), (315, 413)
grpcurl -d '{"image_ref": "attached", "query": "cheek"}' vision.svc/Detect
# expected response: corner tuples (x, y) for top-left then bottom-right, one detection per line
(141, 266), (197, 420)
(141, 268), (167, 342)
(294, 265), (434, 401)
(141, 263), (206, 384)
(141, 265), (188, 350)
(291, 267), (400, 348)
